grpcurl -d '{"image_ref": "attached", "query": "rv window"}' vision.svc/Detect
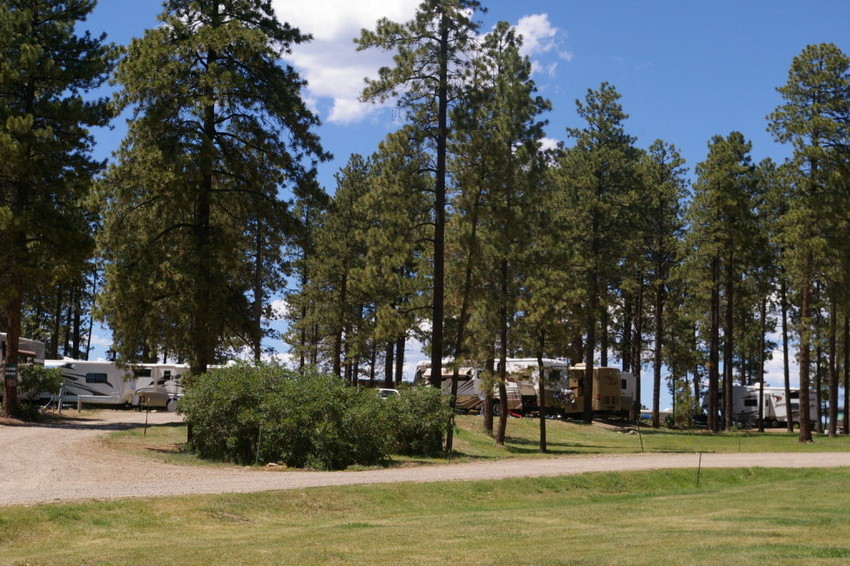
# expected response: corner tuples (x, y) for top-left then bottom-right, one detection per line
(85, 373), (108, 384)
(134, 368), (153, 378)
(621, 379), (627, 390)
(744, 399), (757, 407)
(790, 391), (799, 399)
(550, 370), (561, 381)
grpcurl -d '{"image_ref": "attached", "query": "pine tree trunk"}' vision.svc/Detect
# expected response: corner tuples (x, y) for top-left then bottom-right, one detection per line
(384, 341), (394, 389)
(651, 272), (664, 428)
(781, 277), (793, 433)
(798, 253), (814, 442)
(394, 336), (405, 386)
(2, 296), (22, 418)
(758, 297), (767, 432)
(483, 357), (494, 434)
(723, 260), (734, 431)
(708, 256), (720, 432)
(496, 259), (510, 445)
(537, 332), (547, 453)
(843, 314), (849, 435)
(631, 283), (644, 419)
(429, 11), (449, 391)
(828, 297), (838, 437)
(600, 306), (609, 367)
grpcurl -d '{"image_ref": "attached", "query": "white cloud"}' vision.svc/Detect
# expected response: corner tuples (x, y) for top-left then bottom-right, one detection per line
(513, 14), (559, 57)
(273, 0), (420, 125)
(267, 298), (289, 320)
(275, 0), (420, 43)
(539, 137), (560, 152)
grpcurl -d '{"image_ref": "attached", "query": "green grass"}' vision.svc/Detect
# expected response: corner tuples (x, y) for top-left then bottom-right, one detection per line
(3, 468), (850, 565)
(448, 415), (850, 460)
(98, 413), (850, 468)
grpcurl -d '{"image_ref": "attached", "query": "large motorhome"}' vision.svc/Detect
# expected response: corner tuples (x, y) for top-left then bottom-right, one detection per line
(45, 359), (185, 410)
(131, 363), (187, 411)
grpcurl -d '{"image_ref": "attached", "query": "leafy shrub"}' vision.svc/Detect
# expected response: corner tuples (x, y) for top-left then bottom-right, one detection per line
(385, 384), (453, 456)
(181, 364), (402, 469)
(19, 365), (63, 401)
(178, 363), (272, 464)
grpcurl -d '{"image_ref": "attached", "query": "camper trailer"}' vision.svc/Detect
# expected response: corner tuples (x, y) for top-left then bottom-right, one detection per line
(555, 364), (636, 418)
(44, 359), (186, 410)
(46, 359), (136, 405)
(415, 361), (531, 415)
(703, 385), (817, 428)
(416, 358), (636, 419)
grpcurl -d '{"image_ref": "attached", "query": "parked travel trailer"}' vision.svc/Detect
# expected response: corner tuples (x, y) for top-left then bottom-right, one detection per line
(555, 364), (636, 418)
(415, 361), (532, 415)
(44, 359), (186, 410)
(46, 359), (136, 405)
(704, 385), (817, 428)
(416, 358), (636, 419)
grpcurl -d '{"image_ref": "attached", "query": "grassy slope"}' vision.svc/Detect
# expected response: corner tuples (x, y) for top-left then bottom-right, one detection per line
(103, 415), (850, 468)
(2, 468), (849, 565)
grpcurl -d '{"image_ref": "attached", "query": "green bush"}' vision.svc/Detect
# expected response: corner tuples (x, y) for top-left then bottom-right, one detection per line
(180, 364), (408, 470)
(385, 384), (453, 456)
(19, 365), (63, 401)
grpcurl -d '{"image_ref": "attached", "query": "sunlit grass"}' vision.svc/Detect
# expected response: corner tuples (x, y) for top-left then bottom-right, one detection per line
(100, 413), (850, 470)
(3, 468), (849, 565)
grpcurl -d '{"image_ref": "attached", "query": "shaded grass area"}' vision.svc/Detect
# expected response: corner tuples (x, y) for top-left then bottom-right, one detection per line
(3, 468), (850, 565)
(100, 413), (850, 469)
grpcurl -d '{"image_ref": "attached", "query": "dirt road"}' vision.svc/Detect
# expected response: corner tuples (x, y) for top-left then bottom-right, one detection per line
(3, 410), (850, 507)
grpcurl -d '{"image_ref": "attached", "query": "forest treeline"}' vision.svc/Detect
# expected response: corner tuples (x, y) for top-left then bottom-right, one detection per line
(1, 1), (848, 447)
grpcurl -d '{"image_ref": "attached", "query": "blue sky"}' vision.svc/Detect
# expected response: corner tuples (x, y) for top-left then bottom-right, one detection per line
(82, 1), (850, 408)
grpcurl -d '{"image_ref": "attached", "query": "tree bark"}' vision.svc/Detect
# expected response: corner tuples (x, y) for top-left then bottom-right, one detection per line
(781, 276), (793, 433)
(429, 10), (450, 390)
(828, 297), (838, 437)
(797, 252), (814, 442)
(537, 332), (548, 453)
(708, 256), (721, 432)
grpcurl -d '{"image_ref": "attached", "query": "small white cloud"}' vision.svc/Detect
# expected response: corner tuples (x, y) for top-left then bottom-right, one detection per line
(514, 14), (559, 57)
(532, 60), (558, 77)
(558, 50), (574, 62)
(539, 137), (560, 152)
(267, 298), (289, 320)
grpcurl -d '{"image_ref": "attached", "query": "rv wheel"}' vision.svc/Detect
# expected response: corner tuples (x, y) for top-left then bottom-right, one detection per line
(492, 400), (501, 417)
(166, 398), (178, 413)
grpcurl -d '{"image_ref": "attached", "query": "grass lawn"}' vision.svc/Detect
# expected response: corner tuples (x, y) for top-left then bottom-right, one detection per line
(100, 414), (850, 468)
(2, 468), (849, 565)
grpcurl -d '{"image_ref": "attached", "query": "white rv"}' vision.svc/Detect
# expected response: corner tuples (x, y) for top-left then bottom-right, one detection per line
(46, 359), (135, 405)
(131, 363), (186, 411)
(706, 385), (817, 428)
(415, 361), (534, 415)
(45, 359), (186, 410)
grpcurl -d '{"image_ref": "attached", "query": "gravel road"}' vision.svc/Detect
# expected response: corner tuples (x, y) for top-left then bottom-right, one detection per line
(3, 410), (850, 507)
